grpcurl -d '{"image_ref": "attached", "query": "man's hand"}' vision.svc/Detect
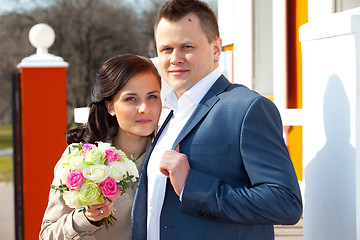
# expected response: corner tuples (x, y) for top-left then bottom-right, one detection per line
(159, 145), (190, 196)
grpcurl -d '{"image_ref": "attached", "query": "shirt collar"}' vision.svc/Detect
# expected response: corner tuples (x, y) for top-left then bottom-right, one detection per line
(164, 68), (221, 111)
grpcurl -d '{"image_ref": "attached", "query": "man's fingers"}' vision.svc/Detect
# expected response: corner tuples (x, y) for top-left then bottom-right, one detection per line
(160, 167), (170, 177)
(175, 144), (180, 152)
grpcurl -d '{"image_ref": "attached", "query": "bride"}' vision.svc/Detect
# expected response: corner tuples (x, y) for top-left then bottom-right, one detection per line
(40, 54), (162, 240)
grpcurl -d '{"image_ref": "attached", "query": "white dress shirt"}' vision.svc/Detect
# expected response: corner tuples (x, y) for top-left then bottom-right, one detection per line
(147, 68), (221, 240)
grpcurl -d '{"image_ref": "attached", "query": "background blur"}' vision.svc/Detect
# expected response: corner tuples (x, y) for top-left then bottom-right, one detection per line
(0, 0), (217, 127)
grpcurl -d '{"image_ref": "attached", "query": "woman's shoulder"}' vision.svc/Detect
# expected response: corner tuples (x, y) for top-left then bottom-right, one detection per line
(52, 143), (82, 185)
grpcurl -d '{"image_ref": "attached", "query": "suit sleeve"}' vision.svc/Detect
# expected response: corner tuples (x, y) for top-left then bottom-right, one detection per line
(180, 97), (302, 225)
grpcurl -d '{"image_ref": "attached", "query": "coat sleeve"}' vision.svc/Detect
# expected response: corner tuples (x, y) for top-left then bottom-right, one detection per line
(39, 147), (101, 240)
(180, 97), (302, 225)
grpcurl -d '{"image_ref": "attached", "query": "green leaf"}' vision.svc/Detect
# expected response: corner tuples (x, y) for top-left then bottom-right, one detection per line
(100, 213), (117, 229)
(50, 182), (68, 194)
(130, 154), (136, 163)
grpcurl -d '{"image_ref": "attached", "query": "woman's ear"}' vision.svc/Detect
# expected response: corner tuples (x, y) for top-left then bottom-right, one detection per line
(105, 100), (115, 116)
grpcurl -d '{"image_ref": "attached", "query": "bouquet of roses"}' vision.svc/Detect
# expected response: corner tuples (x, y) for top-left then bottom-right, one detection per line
(51, 141), (139, 228)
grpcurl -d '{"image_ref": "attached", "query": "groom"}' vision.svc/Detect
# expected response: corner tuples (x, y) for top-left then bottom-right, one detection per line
(132, 0), (302, 239)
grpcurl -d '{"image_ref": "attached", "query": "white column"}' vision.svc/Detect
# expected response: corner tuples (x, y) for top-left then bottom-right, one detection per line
(272, 0), (287, 110)
(218, 0), (234, 47)
(218, 0), (234, 81)
(233, 0), (253, 88)
(308, 0), (335, 22)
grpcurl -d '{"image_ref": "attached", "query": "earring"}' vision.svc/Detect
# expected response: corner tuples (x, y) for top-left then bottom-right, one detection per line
(110, 112), (115, 116)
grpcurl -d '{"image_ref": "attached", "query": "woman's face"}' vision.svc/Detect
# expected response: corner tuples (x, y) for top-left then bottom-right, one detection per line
(106, 71), (162, 138)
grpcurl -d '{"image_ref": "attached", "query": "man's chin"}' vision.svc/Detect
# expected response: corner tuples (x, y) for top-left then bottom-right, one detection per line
(166, 80), (187, 90)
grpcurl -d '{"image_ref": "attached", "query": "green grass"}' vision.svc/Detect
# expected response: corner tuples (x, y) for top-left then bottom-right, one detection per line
(0, 155), (13, 182)
(0, 124), (13, 149)
(0, 125), (13, 182)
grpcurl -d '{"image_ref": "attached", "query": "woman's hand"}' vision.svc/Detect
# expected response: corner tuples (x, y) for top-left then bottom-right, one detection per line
(84, 199), (113, 222)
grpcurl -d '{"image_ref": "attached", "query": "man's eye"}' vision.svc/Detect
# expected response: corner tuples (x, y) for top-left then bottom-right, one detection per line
(162, 48), (172, 53)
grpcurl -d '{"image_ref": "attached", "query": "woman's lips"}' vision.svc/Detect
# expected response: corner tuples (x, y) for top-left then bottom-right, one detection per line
(136, 119), (152, 124)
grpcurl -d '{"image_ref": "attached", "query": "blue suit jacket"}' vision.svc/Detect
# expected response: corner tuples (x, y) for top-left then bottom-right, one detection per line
(132, 75), (302, 240)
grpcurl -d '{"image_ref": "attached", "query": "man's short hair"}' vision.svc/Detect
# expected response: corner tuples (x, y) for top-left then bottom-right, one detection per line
(154, 0), (219, 43)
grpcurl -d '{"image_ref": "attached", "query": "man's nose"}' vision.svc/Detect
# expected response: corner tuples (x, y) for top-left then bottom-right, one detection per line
(170, 49), (184, 65)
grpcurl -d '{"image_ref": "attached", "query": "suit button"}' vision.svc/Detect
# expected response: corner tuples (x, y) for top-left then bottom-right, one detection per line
(164, 225), (175, 229)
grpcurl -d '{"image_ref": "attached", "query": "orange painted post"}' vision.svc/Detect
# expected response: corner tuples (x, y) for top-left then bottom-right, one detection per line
(16, 23), (68, 240)
(285, 0), (308, 181)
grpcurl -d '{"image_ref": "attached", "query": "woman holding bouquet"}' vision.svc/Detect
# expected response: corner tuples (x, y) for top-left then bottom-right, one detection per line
(39, 54), (162, 240)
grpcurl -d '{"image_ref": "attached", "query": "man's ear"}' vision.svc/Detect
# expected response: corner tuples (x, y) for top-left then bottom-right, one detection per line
(213, 37), (222, 61)
(105, 100), (115, 116)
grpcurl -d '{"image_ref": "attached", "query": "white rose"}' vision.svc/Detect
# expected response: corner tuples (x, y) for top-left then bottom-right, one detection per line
(124, 159), (139, 181)
(117, 149), (128, 161)
(108, 161), (127, 182)
(82, 164), (110, 183)
(63, 190), (82, 209)
(97, 141), (113, 151)
(54, 165), (70, 186)
(65, 148), (81, 162)
(68, 155), (86, 171)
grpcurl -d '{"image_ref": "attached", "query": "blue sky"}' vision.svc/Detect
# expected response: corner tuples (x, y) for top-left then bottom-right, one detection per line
(0, 0), (217, 15)
(0, 0), (47, 15)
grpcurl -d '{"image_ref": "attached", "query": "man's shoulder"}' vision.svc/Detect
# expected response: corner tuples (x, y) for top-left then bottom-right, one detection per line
(221, 82), (262, 100)
(211, 75), (269, 104)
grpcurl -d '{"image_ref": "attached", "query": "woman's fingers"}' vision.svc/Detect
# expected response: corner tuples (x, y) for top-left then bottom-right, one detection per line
(84, 199), (114, 221)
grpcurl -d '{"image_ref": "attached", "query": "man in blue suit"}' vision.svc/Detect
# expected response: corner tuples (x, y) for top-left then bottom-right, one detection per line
(132, 0), (302, 239)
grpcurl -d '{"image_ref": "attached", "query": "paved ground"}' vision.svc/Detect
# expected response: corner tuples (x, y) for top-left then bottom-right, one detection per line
(0, 148), (15, 239)
(0, 182), (15, 240)
(0, 148), (13, 157)
(275, 217), (303, 239)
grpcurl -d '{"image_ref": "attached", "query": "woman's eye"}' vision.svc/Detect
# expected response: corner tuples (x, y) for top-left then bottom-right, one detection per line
(125, 97), (137, 101)
(148, 95), (159, 100)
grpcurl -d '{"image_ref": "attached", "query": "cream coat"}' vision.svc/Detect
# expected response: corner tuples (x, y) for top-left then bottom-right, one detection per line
(40, 140), (150, 240)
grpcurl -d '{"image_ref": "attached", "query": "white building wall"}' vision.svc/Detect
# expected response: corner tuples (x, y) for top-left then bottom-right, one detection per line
(300, 7), (360, 240)
(218, 0), (275, 95)
(254, 0), (273, 97)
(218, 0), (289, 107)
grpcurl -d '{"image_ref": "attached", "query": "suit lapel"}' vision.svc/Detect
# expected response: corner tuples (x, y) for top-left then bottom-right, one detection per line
(172, 75), (231, 149)
(143, 109), (173, 172)
(131, 110), (173, 240)
(132, 76), (230, 239)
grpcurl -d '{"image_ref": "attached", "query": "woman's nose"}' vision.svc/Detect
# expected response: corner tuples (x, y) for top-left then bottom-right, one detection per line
(138, 101), (149, 113)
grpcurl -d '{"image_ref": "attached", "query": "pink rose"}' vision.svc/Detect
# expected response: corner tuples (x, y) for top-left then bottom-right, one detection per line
(98, 177), (121, 200)
(105, 149), (121, 165)
(66, 170), (85, 190)
(81, 144), (96, 158)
